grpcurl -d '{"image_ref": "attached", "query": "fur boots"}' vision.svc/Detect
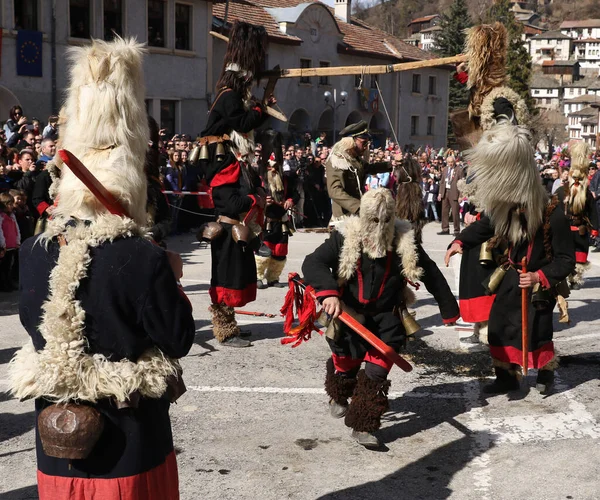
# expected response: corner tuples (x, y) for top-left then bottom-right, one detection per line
(344, 370), (391, 433)
(324, 358), (357, 418)
(210, 303), (250, 347)
(255, 255), (287, 288)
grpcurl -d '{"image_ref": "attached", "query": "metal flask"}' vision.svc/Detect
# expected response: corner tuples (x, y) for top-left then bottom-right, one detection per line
(479, 240), (494, 266)
(400, 307), (421, 336)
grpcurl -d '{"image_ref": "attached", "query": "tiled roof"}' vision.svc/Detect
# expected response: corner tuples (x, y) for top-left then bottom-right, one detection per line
(408, 15), (440, 25)
(564, 94), (600, 104)
(213, 0), (433, 61)
(542, 59), (578, 67)
(572, 38), (600, 43)
(569, 106), (598, 117)
(531, 73), (561, 88)
(560, 20), (600, 29)
(532, 30), (572, 40)
(564, 76), (599, 88)
(523, 25), (545, 35)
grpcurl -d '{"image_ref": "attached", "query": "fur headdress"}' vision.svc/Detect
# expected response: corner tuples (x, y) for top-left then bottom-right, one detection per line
(357, 188), (396, 259)
(567, 141), (591, 215)
(464, 123), (548, 245)
(53, 37), (149, 226)
(395, 156), (426, 243)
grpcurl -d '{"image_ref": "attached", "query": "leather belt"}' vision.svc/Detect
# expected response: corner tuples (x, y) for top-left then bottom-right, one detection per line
(199, 134), (230, 146)
(217, 215), (240, 225)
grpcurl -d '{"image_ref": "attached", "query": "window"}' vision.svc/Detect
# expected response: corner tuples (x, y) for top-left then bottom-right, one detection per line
(319, 61), (330, 86)
(300, 59), (311, 84)
(70, 0), (91, 38)
(175, 3), (192, 51)
(427, 116), (434, 136)
(160, 100), (177, 136)
(14, 0), (39, 30)
(545, 98), (551, 104)
(148, 0), (166, 47)
(370, 75), (378, 89)
(534, 90), (540, 95)
(410, 116), (419, 136)
(428, 76), (436, 95)
(412, 74), (421, 93)
(104, 0), (123, 40)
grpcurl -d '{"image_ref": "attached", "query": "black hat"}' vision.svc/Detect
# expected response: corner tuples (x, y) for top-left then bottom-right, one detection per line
(339, 120), (370, 139)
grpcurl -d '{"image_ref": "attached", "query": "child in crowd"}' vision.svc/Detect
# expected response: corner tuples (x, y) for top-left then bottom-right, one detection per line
(0, 192), (21, 291)
(10, 189), (34, 241)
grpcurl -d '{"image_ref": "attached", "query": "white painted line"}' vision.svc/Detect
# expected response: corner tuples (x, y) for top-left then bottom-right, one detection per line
(555, 332), (600, 342)
(186, 385), (469, 399)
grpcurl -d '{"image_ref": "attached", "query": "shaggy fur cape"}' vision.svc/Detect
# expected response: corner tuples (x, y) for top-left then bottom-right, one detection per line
(54, 37), (149, 226)
(10, 217), (181, 403)
(395, 157), (426, 243)
(465, 123), (548, 245)
(567, 141), (591, 216)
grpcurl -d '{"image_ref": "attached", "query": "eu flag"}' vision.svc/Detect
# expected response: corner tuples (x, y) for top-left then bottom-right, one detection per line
(17, 30), (43, 77)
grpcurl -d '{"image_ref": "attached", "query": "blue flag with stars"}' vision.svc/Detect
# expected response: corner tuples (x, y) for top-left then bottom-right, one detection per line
(17, 30), (43, 77)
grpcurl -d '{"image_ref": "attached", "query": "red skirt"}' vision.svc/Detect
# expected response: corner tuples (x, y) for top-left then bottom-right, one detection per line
(38, 451), (179, 500)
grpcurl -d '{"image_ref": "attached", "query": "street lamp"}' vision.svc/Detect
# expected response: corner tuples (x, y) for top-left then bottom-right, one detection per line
(324, 89), (348, 144)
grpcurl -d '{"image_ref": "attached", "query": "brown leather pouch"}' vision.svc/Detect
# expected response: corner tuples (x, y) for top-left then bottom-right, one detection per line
(197, 221), (224, 242)
(38, 403), (105, 459)
(165, 374), (187, 403)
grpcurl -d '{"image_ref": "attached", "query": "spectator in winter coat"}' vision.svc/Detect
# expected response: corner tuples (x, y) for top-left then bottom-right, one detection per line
(0, 192), (21, 291)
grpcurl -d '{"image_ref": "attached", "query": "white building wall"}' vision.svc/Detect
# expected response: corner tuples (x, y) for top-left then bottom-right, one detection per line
(0, 0), (211, 135)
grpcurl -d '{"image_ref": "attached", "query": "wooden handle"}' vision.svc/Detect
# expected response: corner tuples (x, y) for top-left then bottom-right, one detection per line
(521, 257), (529, 375)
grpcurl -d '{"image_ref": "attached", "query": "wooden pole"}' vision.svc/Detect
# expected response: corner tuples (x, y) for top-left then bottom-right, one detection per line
(521, 257), (529, 376)
(208, 32), (466, 77)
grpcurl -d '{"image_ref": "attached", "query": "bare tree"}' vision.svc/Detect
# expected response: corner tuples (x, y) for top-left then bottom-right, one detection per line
(531, 108), (569, 156)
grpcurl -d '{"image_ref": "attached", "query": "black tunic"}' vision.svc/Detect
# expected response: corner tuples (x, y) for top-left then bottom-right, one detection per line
(202, 88), (268, 306)
(263, 172), (300, 258)
(19, 232), (195, 491)
(456, 209), (575, 368)
(302, 230), (459, 360)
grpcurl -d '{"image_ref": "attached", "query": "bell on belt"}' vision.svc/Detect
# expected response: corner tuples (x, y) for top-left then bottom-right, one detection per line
(189, 145), (201, 164)
(282, 223), (289, 234)
(265, 220), (273, 232)
(482, 265), (507, 295)
(216, 141), (226, 161)
(199, 142), (209, 161)
(479, 241), (494, 266)
(400, 307), (421, 336)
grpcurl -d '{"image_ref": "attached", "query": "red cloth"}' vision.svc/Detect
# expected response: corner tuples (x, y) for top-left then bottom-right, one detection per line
(0, 213), (19, 249)
(454, 71), (468, 85)
(209, 283), (256, 307)
(37, 451), (179, 500)
(264, 240), (288, 258)
(459, 295), (495, 323)
(490, 342), (554, 370)
(209, 161), (241, 188)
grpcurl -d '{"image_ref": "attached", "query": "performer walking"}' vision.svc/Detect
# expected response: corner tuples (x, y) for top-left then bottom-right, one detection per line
(200, 21), (271, 347)
(302, 189), (459, 448)
(555, 142), (599, 290)
(10, 38), (195, 499)
(325, 121), (390, 226)
(256, 152), (299, 289)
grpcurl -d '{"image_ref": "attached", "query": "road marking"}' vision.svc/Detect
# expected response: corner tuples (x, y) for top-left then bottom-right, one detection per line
(555, 332), (600, 342)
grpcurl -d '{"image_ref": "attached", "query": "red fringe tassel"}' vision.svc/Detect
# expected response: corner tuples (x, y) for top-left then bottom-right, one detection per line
(280, 273), (323, 348)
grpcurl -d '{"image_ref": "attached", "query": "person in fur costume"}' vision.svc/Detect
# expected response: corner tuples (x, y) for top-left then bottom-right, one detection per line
(446, 117), (575, 395)
(555, 142), (599, 290)
(201, 21), (272, 347)
(256, 152), (299, 289)
(9, 37), (195, 499)
(325, 121), (391, 227)
(302, 189), (459, 448)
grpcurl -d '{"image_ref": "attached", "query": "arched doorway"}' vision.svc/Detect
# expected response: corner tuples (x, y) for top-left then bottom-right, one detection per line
(0, 87), (21, 126)
(317, 108), (333, 145)
(288, 108), (311, 145)
(369, 112), (387, 148)
(345, 110), (363, 127)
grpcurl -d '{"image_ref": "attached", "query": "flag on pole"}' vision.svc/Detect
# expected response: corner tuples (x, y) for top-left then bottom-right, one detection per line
(16, 30), (43, 77)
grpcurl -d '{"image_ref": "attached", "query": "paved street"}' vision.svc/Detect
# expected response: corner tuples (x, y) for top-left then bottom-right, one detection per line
(1, 223), (599, 500)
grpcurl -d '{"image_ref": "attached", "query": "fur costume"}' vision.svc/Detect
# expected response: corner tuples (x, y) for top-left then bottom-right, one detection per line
(344, 370), (391, 433)
(464, 124), (547, 246)
(209, 303), (240, 343)
(395, 156), (426, 243)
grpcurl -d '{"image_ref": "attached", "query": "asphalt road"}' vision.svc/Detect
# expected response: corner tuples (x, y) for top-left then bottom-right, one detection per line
(1, 223), (599, 500)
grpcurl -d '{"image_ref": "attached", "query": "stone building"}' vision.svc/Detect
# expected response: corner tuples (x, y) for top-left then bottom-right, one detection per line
(0, 0), (212, 136)
(212, 0), (451, 148)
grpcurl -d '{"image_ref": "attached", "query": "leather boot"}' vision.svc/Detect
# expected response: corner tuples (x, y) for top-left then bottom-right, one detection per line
(344, 370), (390, 449)
(482, 367), (520, 394)
(536, 369), (554, 395)
(324, 358), (357, 419)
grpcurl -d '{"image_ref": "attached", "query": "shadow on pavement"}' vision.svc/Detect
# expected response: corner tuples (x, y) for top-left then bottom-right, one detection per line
(0, 293), (19, 316)
(0, 485), (38, 500)
(0, 411), (35, 444)
(0, 347), (18, 366)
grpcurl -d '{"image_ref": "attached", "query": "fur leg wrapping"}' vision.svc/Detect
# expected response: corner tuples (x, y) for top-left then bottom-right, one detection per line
(344, 370), (390, 432)
(540, 355), (559, 371)
(569, 263), (589, 287)
(255, 255), (270, 281)
(266, 257), (286, 283)
(324, 358), (357, 405)
(210, 303), (239, 343)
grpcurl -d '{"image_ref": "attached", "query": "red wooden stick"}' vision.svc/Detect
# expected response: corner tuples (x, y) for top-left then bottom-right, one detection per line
(235, 310), (276, 318)
(521, 257), (529, 375)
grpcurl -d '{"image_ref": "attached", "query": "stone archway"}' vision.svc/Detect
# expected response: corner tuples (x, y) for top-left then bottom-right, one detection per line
(0, 87), (21, 125)
(369, 112), (387, 149)
(288, 108), (311, 134)
(345, 110), (363, 127)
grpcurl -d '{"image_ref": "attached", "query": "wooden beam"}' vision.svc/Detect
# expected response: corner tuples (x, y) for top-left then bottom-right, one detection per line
(209, 30), (229, 43)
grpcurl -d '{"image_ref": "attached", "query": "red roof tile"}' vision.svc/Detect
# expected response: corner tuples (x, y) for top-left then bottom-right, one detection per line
(408, 15), (440, 25)
(560, 20), (600, 29)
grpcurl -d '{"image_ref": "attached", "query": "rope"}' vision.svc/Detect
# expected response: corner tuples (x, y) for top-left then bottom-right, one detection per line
(168, 203), (216, 217)
(375, 78), (400, 146)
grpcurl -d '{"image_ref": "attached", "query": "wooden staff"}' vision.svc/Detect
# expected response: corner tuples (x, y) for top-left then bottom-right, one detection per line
(235, 310), (276, 318)
(521, 257), (529, 375)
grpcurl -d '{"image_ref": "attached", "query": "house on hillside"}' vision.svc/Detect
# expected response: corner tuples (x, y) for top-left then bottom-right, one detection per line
(567, 106), (597, 142)
(560, 20), (600, 73)
(542, 60), (580, 84)
(563, 94), (600, 116)
(530, 73), (562, 110)
(563, 76), (600, 100)
(560, 20), (600, 40)
(212, 0), (452, 148)
(420, 25), (441, 52)
(407, 15), (441, 36)
(529, 31), (573, 65)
